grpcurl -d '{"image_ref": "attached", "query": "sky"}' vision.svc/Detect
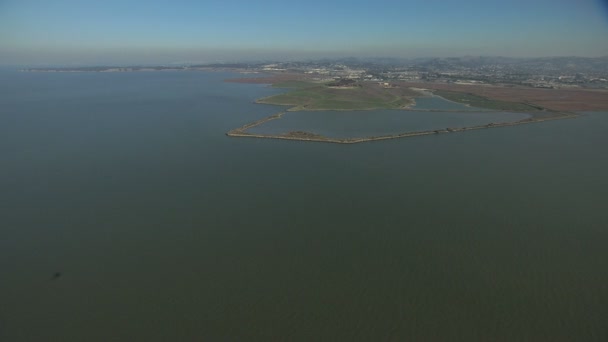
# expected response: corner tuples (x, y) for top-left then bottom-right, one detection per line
(1, 0), (607, 65)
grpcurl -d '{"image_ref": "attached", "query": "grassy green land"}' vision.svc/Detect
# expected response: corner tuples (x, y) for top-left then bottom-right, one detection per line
(258, 81), (418, 111)
(257, 81), (542, 112)
(271, 80), (318, 89)
(433, 90), (542, 111)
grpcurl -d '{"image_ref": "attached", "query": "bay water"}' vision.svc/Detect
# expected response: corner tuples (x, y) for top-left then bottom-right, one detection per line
(1, 70), (607, 341)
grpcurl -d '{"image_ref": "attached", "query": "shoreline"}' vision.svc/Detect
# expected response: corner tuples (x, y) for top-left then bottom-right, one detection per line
(227, 111), (580, 144)
(229, 82), (580, 144)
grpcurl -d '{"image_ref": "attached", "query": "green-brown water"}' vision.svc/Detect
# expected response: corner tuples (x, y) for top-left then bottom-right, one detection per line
(246, 110), (529, 138)
(1, 70), (607, 341)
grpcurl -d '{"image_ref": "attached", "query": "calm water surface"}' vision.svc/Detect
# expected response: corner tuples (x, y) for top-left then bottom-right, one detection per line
(247, 110), (529, 138)
(1, 70), (607, 341)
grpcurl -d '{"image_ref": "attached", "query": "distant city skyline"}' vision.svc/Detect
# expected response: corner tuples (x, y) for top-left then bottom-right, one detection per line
(1, 0), (608, 66)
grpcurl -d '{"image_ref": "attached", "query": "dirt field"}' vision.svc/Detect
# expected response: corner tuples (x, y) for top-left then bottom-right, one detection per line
(227, 74), (608, 112)
(397, 82), (608, 112)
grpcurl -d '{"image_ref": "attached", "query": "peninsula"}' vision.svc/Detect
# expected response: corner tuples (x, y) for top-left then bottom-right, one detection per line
(24, 57), (607, 144)
(256, 80), (419, 111)
(226, 76), (579, 144)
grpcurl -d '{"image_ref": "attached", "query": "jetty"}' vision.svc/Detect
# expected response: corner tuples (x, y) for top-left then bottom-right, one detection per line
(227, 111), (580, 144)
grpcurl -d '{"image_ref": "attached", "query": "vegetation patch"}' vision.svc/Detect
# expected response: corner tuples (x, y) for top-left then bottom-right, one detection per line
(271, 80), (320, 89)
(433, 90), (542, 111)
(259, 81), (418, 111)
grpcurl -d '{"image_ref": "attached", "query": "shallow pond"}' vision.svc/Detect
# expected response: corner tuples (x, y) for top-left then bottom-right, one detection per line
(246, 110), (531, 138)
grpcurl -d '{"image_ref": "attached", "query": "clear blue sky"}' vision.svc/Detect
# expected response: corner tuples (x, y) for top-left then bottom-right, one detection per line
(1, 0), (607, 65)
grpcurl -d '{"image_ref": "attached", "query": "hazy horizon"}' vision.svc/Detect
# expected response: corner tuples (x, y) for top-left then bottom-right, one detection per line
(2, 2), (608, 340)
(3, 49), (608, 69)
(2, 0), (608, 65)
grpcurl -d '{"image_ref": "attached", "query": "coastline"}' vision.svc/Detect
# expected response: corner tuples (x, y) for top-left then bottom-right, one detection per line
(227, 110), (580, 144)
(226, 77), (586, 144)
